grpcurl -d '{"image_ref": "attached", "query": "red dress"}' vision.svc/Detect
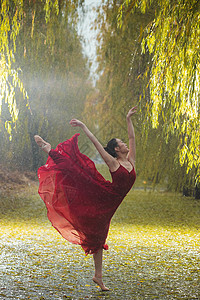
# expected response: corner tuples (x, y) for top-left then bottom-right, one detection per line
(38, 134), (136, 255)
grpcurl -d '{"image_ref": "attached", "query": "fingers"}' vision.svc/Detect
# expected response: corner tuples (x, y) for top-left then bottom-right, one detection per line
(69, 119), (78, 126)
(127, 106), (137, 115)
(69, 119), (78, 123)
(69, 119), (83, 127)
(131, 106), (137, 111)
(130, 106), (137, 114)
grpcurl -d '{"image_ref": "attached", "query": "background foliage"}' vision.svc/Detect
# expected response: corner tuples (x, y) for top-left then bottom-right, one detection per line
(0, 0), (92, 170)
(83, 0), (200, 194)
(0, 0), (199, 196)
(117, 0), (200, 189)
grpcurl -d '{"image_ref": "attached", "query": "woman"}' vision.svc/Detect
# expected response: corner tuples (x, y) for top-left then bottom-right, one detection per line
(34, 106), (137, 291)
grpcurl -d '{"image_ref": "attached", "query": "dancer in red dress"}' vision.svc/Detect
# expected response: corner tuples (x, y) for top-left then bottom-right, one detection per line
(34, 106), (137, 290)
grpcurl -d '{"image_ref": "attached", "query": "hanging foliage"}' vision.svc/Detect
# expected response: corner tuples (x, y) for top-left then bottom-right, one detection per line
(0, 0), (27, 138)
(0, 0), (91, 171)
(0, 0), (80, 137)
(118, 0), (200, 179)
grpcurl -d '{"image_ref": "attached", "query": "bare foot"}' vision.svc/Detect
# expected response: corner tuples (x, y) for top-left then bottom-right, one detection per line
(92, 276), (109, 291)
(34, 135), (51, 153)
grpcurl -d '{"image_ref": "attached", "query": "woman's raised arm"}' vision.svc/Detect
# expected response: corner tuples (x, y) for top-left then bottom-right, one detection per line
(126, 106), (137, 167)
(69, 119), (118, 171)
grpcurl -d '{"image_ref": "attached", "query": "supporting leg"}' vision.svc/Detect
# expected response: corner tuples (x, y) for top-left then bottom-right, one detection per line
(92, 248), (109, 291)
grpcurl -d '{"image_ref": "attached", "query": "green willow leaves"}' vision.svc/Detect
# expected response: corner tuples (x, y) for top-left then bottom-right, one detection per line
(118, 0), (200, 178)
(0, 0), (91, 171)
(0, 0), (79, 137)
(0, 0), (27, 138)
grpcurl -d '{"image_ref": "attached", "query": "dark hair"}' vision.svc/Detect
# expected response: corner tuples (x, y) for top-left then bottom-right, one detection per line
(104, 138), (118, 158)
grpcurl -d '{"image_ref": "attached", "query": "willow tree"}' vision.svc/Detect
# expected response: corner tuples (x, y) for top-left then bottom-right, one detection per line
(83, 2), (170, 184)
(0, 0), (28, 137)
(118, 0), (200, 182)
(84, 1), (153, 138)
(0, 0), (92, 171)
(0, 0), (81, 138)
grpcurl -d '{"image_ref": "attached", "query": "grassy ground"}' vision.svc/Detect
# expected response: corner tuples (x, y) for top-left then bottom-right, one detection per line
(0, 176), (200, 299)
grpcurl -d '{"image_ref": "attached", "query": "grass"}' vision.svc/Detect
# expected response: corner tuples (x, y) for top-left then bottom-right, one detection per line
(0, 179), (199, 299)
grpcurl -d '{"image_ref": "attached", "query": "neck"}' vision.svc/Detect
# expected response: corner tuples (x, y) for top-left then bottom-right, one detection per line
(116, 153), (128, 162)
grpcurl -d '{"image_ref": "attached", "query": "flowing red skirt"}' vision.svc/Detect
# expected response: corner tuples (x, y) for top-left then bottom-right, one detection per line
(38, 134), (136, 254)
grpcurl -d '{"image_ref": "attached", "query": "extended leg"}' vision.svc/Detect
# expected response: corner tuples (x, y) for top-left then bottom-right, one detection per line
(34, 135), (51, 154)
(34, 135), (72, 170)
(93, 248), (109, 291)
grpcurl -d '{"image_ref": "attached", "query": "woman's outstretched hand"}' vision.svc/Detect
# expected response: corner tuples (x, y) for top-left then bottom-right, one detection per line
(69, 119), (85, 128)
(127, 106), (137, 119)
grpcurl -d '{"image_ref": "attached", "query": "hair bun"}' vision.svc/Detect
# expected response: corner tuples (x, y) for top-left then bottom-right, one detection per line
(104, 139), (118, 158)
